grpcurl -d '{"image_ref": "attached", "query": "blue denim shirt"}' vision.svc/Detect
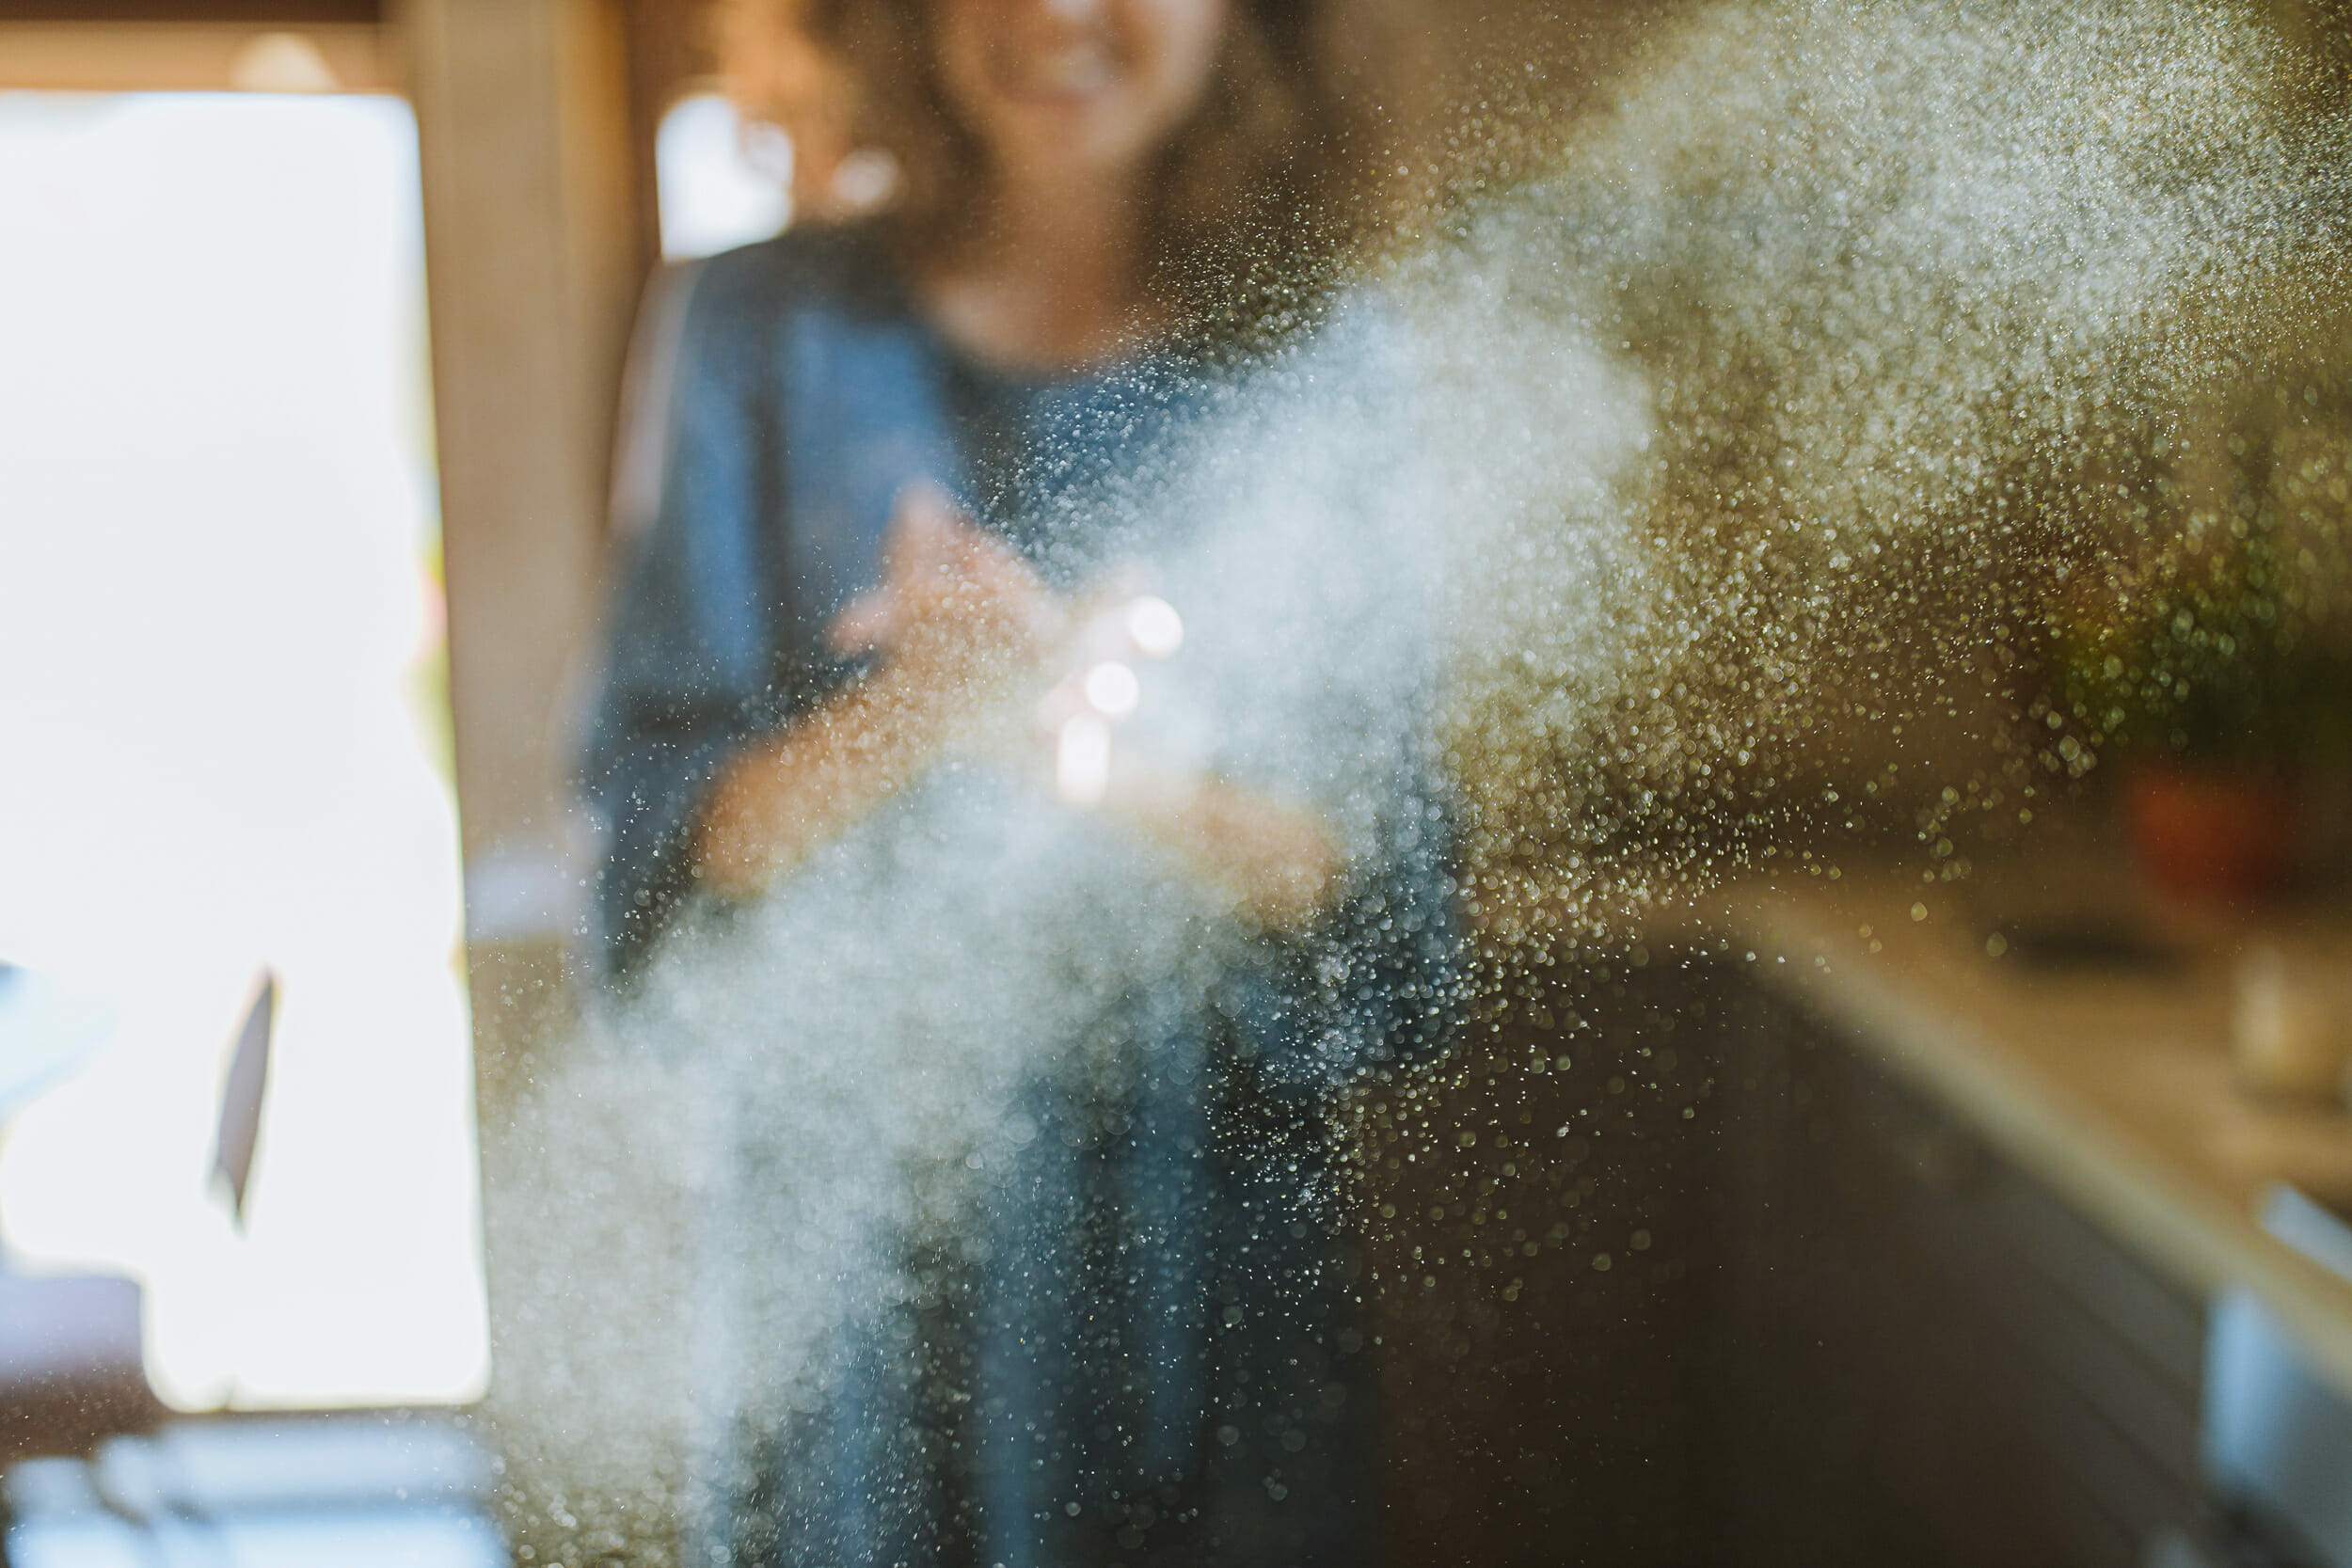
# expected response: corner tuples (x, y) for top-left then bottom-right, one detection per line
(580, 225), (1458, 1567)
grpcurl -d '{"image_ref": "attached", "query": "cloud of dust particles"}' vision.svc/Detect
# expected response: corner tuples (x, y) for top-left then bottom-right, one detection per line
(476, 0), (2352, 1559)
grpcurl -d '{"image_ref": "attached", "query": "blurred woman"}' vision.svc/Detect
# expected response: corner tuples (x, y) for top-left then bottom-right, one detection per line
(582, 1), (1453, 1562)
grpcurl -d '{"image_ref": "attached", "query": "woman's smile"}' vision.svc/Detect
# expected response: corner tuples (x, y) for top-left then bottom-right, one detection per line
(938, 0), (1231, 184)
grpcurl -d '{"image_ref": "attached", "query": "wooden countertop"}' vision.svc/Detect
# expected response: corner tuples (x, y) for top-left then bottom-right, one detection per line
(1703, 856), (2352, 1402)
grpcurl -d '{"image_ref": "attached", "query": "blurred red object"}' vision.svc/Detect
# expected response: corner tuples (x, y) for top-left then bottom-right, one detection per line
(2123, 762), (2302, 901)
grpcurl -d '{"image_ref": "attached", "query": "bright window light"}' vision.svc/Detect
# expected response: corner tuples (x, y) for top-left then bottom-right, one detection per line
(0, 91), (487, 1411)
(656, 90), (791, 261)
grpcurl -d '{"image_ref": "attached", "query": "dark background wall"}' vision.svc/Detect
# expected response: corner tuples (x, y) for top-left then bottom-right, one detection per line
(1359, 952), (2213, 1568)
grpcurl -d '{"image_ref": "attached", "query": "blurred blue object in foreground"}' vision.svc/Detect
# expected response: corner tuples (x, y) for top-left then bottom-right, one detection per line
(0, 961), (151, 1461)
(2201, 1186), (2352, 1568)
(3, 1416), (506, 1568)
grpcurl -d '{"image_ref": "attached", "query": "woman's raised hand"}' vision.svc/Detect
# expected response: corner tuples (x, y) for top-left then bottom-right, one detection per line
(703, 483), (1337, 924)
(825, 485), (1063, 708)
(698, 486), (1066, 897)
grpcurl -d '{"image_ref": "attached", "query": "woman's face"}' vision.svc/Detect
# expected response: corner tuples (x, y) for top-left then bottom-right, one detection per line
(933, 0), (1233, 191)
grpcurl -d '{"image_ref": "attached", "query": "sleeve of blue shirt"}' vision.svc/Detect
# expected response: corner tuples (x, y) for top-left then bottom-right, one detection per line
(580, 256), (790, 982)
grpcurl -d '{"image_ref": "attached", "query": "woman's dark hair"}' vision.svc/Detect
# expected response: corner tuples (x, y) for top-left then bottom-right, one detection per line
(719, 0), (1421, 334)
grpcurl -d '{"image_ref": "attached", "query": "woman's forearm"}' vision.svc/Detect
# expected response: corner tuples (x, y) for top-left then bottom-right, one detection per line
(692, 669), (954, 900)
(694, 659), (1342, 925)
(1102, 759), (1341, 932)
